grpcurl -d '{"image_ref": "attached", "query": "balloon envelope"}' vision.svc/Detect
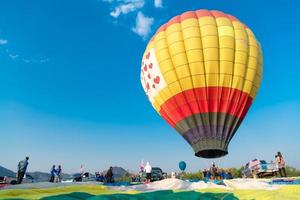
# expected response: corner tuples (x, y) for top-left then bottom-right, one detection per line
(179, 161), (187, 171)
(140, 10), (262, 158)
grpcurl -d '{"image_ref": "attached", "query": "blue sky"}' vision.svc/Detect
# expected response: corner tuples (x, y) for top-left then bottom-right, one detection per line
(0, 0), (299, 173)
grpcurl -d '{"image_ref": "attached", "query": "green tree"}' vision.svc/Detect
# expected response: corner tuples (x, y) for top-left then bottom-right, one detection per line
(115, 172), (132, 182)
(181, 171), (204, 180)
(227, 167), (244, 178)
(285, 166), (300, 177)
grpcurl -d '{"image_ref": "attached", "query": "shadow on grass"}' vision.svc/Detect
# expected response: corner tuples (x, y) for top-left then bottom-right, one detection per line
(40, 190), (239, 200)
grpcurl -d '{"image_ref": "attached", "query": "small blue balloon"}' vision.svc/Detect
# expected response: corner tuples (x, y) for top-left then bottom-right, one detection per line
(179, 161), (186, 171)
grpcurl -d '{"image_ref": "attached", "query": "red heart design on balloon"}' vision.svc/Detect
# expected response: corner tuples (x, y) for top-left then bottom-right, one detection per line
(154, 76), (160, 84)
(149, 63), (153, 69)
(146, 52), (150, 59)
(147, 74), (151, 79)
(143, 64), (147, 71)
(146, 82), (150, 90)
(152, 84), (155, 88)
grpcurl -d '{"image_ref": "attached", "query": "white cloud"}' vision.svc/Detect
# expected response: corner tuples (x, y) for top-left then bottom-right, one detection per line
(0, 39), (8, 45)
(40, 58), (50, 63)
(0, 40), (49, 63)
(109, 0), (144, 18)
(154, 0), (162, 8)
(132, 12), (154, 39)
(9, 54), (19, 59)
(21, 58), (50, 64)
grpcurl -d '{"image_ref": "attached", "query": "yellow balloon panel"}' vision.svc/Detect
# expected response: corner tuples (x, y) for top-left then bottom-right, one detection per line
(202, 36), (219, 48)
(159, 59), (173, 74)
(186, 49), (204, 63)
(181, 18), (199, 29)
(172, 53), (189, 67)
(220, 48), (235, 62)
(175, 65), (191, 79)
(206, 74), (219, 87)
(189, 62), (205, 75)
(219, 74), (232, 88)
(216, 17), (233, 26)
(184, 38), (203, 50)
(218, 26), (235, 37)
(219, 61), (233, 74)
(203, 48), (219, 60)
(219, 36), (235, 49)
(164, 70), (178, 84)
(192, 75), (207, 88)
(200, 25), (218, 37)
(204, 60), (219, 74)
(169, 42), (186, 56)
(166, 24), (181, 34)
(182, 26), (201, 39)
(180, 77), (194, 91)
(198, 17), (216, 26)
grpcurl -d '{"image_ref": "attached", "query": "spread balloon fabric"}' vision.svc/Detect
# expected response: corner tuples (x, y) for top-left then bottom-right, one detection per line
(140, 10), (263, 158)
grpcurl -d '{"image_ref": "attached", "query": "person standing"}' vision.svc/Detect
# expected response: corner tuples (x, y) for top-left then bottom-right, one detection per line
(140, 160), (145, 173)
(99, 173), (104, 182)
(56, 165), (62, 182)
(209, 162), (218, 180)
(105, 166), (114, 183)
(50, 165), (56, 182)
(275, 155), (279, 176)
(277, 152), (287, 177)
(203, 169), (208, 180)
(144, 162), (152, 183)
(17, 157), (29, 184)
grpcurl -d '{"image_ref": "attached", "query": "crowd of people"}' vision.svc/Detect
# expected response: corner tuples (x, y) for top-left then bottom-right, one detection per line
(95, 166), (114, 183)
(14, 152), (288, 184)
(139, 161), (152, 183)
(203, 162), (233, 180)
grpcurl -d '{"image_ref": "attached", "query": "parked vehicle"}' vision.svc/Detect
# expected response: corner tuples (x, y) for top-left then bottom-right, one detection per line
(0, 174), (35, 185)
(140, 167), (166, 182)
(242, 159), (278, 178)
(61, 172), (95, 182)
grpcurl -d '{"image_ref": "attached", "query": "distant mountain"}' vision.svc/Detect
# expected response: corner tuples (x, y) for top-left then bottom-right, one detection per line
(113, 167), (128, 178)
(0, 165), (16, 177)
(26, 171), (51, 182)
(102, 166), (128, 179)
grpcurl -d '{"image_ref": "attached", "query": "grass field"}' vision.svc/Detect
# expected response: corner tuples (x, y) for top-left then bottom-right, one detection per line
(1, 184), (300, 200)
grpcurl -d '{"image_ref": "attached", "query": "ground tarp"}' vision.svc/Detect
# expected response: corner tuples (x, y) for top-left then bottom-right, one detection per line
(41, 190), (238, 200)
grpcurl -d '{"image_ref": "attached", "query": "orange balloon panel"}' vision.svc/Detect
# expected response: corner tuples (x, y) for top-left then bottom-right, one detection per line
(140, 10), (262, 158)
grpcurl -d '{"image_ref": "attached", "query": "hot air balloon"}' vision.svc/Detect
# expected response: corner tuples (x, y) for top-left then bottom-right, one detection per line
(179, 161), (187, 172)
(140, 10), (262, 158)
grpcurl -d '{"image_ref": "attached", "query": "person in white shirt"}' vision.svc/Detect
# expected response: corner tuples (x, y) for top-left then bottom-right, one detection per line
(144, 162), (152, 183)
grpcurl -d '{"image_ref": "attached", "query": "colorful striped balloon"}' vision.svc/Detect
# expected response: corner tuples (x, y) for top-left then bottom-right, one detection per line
(140, 10), (263, 158)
